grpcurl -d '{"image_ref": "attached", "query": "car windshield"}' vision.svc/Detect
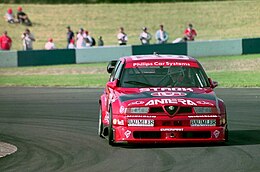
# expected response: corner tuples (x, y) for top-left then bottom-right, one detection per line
(119, 66), (210, 88)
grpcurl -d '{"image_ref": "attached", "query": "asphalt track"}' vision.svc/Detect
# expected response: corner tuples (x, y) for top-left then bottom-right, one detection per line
(0, 87), (259, 172)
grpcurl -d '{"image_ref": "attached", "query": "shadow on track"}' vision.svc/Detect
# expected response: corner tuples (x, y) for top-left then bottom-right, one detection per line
(114, 130), (260, 149)
(227, 130), (260, 146)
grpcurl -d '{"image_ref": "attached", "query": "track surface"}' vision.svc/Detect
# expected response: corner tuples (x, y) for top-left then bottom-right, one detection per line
(0, 87), (259, 172)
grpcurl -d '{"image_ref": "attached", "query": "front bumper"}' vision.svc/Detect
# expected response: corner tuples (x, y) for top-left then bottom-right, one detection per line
(112, 125), (227, 144)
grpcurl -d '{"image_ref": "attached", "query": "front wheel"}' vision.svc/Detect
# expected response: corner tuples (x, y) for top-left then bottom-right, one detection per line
(98, 107), (104, 138)
(108, 108), (115, 146)
(225, 126), (229, 142)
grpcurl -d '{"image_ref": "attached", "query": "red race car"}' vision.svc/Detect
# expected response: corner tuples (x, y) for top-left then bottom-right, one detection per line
(98, 54), (228, 145)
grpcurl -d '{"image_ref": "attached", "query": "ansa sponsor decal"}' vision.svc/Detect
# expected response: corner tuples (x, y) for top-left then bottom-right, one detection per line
(145, 99), (197, 106)
(140, 87), (193, 92)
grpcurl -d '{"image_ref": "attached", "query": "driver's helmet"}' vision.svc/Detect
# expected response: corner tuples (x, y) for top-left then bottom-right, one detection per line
(168, 66), (185, 78)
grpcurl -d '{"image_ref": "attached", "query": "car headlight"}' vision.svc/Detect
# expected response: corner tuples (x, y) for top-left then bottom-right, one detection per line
(126, 107), (149, 114)
(193, 107), (216, 114)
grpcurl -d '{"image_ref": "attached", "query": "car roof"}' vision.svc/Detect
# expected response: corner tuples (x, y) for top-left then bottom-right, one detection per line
(120, 54), (198, 63)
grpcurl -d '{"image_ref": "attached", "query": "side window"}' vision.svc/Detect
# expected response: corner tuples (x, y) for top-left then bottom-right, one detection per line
(109, 61), (123, 82)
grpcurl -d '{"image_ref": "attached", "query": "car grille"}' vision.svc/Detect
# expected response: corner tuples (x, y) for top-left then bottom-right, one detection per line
(133, 131), (211, 139)
(133, 131), (161, 139)
(149, 107), (192, 114)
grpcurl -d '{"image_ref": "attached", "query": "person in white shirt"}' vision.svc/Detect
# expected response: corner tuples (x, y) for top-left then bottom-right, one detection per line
(117, 27), (128, 46)
(139, 27), (152, 45)
(45, 38), (55, 50)
(21, 28), (35, 50)
(84, 30), (93, 47)
(76, 28), (86, 48)
(4, 8), (16, 24)
(68, 39), (75, 49)
(155, 24), (169, 44)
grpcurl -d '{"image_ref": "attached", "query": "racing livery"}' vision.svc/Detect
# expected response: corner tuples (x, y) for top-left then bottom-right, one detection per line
(98, 54), (228, 145)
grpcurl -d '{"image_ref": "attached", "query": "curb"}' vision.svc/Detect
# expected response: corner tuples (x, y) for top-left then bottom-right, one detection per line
(0, 142), (17, 158)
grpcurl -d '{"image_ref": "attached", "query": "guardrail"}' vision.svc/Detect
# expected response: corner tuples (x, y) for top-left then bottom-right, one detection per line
(0, 38), (259, 67)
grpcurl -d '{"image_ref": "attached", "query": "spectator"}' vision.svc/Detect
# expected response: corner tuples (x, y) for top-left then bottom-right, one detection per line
(117, 27), (128, 46)
(183, 23), (197, 41)
(4, 8), (16, 24)
(66, 26), (74, 48)
(84, 30), (93, 47)
(155, 24), (169, 44)
(0, 31), (12, 50)
(68, 39), (75, 49)
(76, 28), (86, 48)
(98, 36), (104, 46)
(17, 6), (32, 26)
(139, 27), (152, 45)
(21, 28), (35, 50)
(45, 38), (55, 50)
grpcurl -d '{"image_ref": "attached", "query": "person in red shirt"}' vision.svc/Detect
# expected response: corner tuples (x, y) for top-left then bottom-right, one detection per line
(183, 23), (197, 41)
(0, 31), (12, 50)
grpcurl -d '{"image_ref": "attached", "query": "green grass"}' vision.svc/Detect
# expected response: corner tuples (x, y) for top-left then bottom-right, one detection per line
(0, 74), (109, 87)
(1, 1), (260, 50)
(0, 54), (259, 87)
(207, 71), (260, 87)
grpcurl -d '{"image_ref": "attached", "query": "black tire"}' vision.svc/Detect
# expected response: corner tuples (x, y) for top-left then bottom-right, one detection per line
(225, 126), (229, 142)
(108, 108), (115, 146)
(98, 106), (104, 138)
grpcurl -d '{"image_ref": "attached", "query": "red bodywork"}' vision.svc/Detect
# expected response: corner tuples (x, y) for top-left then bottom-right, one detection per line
(99, 55), (228, 145)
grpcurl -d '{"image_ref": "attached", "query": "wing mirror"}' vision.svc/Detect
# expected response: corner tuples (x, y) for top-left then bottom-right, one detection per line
(208, 78), (218, 88)
(107, 60), (118, 73)
(106, 79), (118, 89)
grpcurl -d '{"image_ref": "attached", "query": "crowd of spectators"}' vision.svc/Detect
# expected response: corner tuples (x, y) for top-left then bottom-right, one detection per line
(2, 6), (198, 51)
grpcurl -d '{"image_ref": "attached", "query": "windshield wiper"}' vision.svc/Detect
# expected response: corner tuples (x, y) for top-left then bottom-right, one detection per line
(124, 80), (153, 87)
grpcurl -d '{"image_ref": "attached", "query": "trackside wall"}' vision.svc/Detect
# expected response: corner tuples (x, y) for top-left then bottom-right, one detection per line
(187, 39), (242, 57)
(0, 51), (17, 67)
(242, 38), (260, 54)
(132, 42), (187, 55)
(76, 46), (132, 63)
(0, 38), (259, 67)
(17, 49), (75, 67)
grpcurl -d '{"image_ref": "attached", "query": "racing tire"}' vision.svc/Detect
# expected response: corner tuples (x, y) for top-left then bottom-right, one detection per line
(225, 126), (229, 142)
(98, 106), (104, 138)
(108, 108), (115, 146)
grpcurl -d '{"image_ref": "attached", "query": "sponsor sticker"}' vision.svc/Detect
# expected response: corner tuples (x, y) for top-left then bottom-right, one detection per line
(127, 115), (156, 118)
(119, 106), (125, 114)
(128, 119), (154, 127)
(124, 130), (131, 138)
(213, 130), (220, 138)
(128, 101), (145, 106)
(196, 101), (214, 106)
(160, 128), (184, 131)
(145, 98), (197, 106)
(190, 119), (216, 126)
(151, 92), (187, 97)
(104, 111), (109, 123)
(113, 119), (124, 125)
(140, 87), (194, 92)
(125, 61), (199, 68)
(188, 115), (218, 118)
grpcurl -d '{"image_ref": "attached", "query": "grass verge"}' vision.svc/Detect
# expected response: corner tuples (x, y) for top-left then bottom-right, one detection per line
(0, 54), (259, 87)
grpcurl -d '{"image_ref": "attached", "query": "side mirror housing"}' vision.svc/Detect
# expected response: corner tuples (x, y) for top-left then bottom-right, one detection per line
(106, 79), (118, 89)
(107, 60), (118, 73)
(208, 78), (218, 88)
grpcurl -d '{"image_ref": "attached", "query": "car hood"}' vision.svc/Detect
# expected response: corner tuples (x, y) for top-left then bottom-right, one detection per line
(116, 87), (217, 107)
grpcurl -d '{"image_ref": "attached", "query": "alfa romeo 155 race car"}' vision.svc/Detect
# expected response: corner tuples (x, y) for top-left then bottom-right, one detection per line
(98, 54), (228, 145)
